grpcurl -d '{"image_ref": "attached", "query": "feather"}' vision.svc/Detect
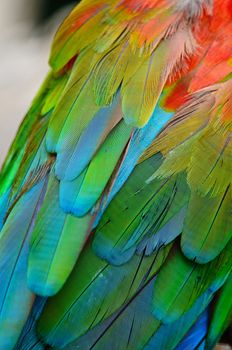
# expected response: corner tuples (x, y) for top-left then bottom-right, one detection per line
(54, 77), (100, 158)
(28, 170), (92, 296)
(60, 169), (87, 215)
(15, 297), (46, 350)
(140, 89), (215, 162)
(181, 187), (232, 263)
(122, 24), (196, 127)
(144, 296), (210, 350)
(187, 128), (232, 197)
(0, 178), (48, 350)
(57, 95), (122, 181)
(41, 74), (69, 116)
(94, 158), (189, 265)
(68, 120), (133, 216)
(174, 310), (209, 350)
(50, 3), (107, 71)
(46, 49), (98, 154)
(93, 155), (164, 265)
(93, 100), (174, 226)
(64, 276), (160, 350)
(152, 240), (232, 324)
(0, 73), (53, 212)
(37, 242), (171, 348)
(93, 43), (131, 106)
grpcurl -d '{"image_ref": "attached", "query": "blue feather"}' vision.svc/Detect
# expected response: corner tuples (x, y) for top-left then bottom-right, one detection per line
(144, 291), (211, 350)
(0, 188), (11, 229)
(175, 310), (209, 350)
(59, 170), (87, 215)
(15, 297), (46, 350)
(0, 179), (47, 349)
(55, 96), (122, 181)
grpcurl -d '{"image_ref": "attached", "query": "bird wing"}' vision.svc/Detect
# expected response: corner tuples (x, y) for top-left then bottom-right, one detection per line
(0, 0), (231, 349)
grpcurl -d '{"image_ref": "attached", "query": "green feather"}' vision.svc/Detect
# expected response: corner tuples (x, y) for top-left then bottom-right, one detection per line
(37, 242), (171, 348)
(41, 74), (69, 116)
(0, 73), (52, 204)
(152, 240), (232, 323)
(94, 156), (189, 265)
(72, 120), (133, 216)
(181, 187), (232, 263)
(28, 170), (92, 296)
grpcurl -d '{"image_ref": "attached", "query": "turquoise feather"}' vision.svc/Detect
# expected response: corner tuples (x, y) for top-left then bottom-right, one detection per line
(28, 170), (92, 296)
(56, 95), (122, 181)
(0, 179), (48, 349)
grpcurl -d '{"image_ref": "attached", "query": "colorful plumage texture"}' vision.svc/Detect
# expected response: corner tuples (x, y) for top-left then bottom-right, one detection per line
(0, 0), (232, 349)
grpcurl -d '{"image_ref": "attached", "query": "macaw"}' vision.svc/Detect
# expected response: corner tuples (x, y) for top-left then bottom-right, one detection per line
(0, 0), (231, 349)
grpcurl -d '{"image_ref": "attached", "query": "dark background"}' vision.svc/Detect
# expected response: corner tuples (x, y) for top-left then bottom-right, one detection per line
(38, 0), (77, 22)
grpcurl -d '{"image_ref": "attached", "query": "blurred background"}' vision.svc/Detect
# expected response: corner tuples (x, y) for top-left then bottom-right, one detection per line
(0, 0), (77, 165)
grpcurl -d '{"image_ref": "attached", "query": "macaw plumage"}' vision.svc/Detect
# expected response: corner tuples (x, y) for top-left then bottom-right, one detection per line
(0, 0), (231, 349)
